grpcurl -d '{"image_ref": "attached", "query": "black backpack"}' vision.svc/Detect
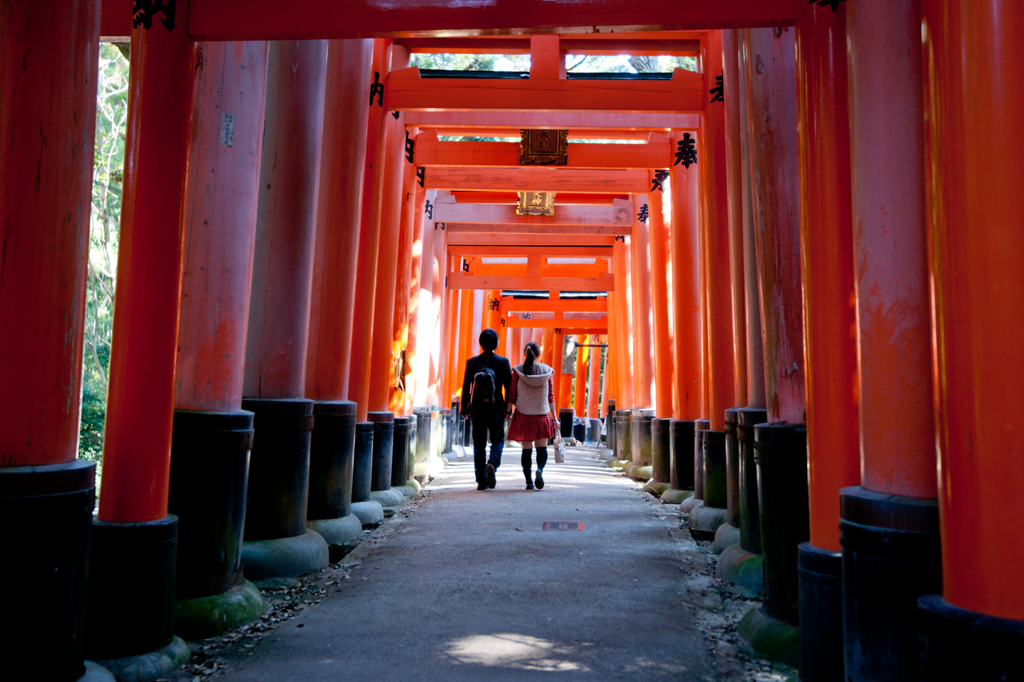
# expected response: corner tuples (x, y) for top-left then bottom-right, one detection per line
(470, 366), (497, 410)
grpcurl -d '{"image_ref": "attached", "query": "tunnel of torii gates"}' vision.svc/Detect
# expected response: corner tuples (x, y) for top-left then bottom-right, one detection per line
(1, 0), (1022, 681)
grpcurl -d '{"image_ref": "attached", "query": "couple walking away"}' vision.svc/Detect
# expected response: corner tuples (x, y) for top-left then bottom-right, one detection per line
(460, 329), (560, 491)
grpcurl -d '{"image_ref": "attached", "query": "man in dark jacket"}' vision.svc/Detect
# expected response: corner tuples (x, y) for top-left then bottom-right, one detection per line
(461, 328), (512, 490)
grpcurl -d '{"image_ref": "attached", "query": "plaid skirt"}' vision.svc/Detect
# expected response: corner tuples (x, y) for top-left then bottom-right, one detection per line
(507, 412), (556, 443)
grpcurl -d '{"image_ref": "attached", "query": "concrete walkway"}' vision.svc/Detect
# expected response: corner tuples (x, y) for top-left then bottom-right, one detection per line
(214, 445), (716, 681)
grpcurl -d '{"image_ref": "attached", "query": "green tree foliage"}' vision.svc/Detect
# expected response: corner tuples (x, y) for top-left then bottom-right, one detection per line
(80, 44), (130, 469)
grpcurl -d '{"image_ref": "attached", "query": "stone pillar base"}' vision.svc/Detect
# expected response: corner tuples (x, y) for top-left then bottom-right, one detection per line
(350, 500), (384, 526)
(716, 545), (764, 598)
(660, 488), (693, 505)
(174, 580), (266, 641)
(713, 521), (740, 553)
(689, 504), (727, 541)
(81, 661), (117, 682)
(241, 529), (328, 580)
(93, 637), (190, 682)
(738, 606), (799, 667)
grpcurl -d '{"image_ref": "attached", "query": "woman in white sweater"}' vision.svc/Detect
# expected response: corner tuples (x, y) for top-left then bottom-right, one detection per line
(506, 341), (559, 490)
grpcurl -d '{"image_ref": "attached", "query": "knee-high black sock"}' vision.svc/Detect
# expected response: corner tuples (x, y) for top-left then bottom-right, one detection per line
(521, 447), (533, 479)
(536, 446), (548, 471)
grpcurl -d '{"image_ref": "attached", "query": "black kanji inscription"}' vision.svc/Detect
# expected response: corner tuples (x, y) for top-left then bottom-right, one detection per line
(416, 167), (426, 188)
(435, 222), (446, 231)
(651, 170), (669, 193)
(369, 71), (384, 107)
(462, 260), (470, 272)
(392, 111), (400, 120)
(133, 0), (176, 31)
(710, 73), (724, 104)
(808, 0), (844, 12)
(500, 317), (506, 328)
(405, 131), (415, 164)
(637, 204), (649, 224)
(489, 299), (500, 311)
(674, 133), (697, 168)
(424, 199), (433, 220)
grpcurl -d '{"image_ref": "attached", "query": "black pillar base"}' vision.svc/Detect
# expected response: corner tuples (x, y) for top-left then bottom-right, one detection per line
(737, 408), (767, 554)
(798, 542), (843, 681)
(169, 410), (253, 602)
(651, 418), (671, 483)
(702, 430), (727, 508)
(669, 420), (695, 491)
(605, 399), (616, 454)
(85, 515), (178, 660)
(840, 485), (941, 681)
(308, 400), (357, 521)
(631, 409), (655, 467)
(573, 421), (586, 443)
(241, 398), (314, 540)
(367, 411), (394, 492)
(724, 408), (741, 529)
(755, 422), (809, 626)
(614, 410), (631, 462)
(693, 419), (710, 502)
(441, 408), (452, 454)
(407, 414), (418, 464)
(559, 408), (575, 439)
(413, 407), (433, 460)
(392, 417), (411, 488)
(0, 460), (95, 682)
(352, 422), (374, 503)
(918, 594), (1024, 681)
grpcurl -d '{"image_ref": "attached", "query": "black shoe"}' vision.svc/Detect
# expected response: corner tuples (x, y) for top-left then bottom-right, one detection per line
(535, 469), (544, 490)
(477, 483), (487, 490)
(525, 481), (535, 490)
(486, 464), (496, 489)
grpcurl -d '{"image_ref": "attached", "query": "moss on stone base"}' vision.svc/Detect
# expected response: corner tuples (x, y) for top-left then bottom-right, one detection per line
(738, 606), (799, 667)
(174, 580), (265, 641)
(645, 481), (672, 497)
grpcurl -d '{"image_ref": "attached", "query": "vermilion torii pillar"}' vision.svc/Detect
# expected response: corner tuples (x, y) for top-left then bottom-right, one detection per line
(694, 30), (737, 546)
(304, 38), (373, 555)
(85, 1), (196, 671)
(242, 40), (329, 579)
(842, 1), (940, 678)
(349, 38), (394, 421)
(410, 189), (438, 407)
(793, 5), (861, 680)
(647, 178), (675, 491)
(574, 335), (589, 416)
(168, 40), (269, 641)
(667, 131), (702, 505)
(0, 1), (101, 679)
(630, 197), (656, 410)
(920, 2), (1024, 675)
(587, 336), (604, 419)
(736, 27), (809, 664)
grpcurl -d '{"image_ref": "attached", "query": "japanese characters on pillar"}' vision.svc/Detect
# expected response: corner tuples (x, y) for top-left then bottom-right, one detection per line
(630, 193), (656, 410)
(100, 0), (196, 524)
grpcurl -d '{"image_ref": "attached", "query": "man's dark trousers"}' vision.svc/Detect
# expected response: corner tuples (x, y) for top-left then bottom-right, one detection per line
(471, 407), (504, 484)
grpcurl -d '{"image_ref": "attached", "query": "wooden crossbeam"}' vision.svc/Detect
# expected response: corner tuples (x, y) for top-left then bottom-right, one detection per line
(468, 263), (609, 277)
(187, 1), (802, 41)
(406, 111), (700, 132)
(447, 233), (616, 246)
(448, 273), (613, 291)
(387, 67), (704, 114)
(430, 128), (656, 141)
(425, 167), (650, 193)
(416, 138), (671, 170)
(505, 317), (607, 330)
(446, 223), (630, 236)
(451, 192), (625, 205)
(448, 245), (613, 257)
(434, 202), (631, 226)
(395, 33), (702, 56)
(502, 298), (608, 313)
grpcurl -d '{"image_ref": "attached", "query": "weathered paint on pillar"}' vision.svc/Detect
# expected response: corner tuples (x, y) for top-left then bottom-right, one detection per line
(723, 30), (749, 408)
(742, 27), (806, 425)
(99, 3), (195, 523)
(402, 182), (428, 411)
(630, 194), (657, 410)
(701, 30), (737, 430)
(848, 0), (935, 497)
(0, 0), (99, 467)
(795, 6), (860, 552)
(306, 39), (372, 402)
(923, 0), (1024, 620)
(648, 175), (676, 419)
(368, 47), (410, 413)
(388, 150), (419, 414)
(244, 40), (327, 400)
(348, 38), (393, 420)
(669, 134), (703, 420)
(412, 189), (437, 405)
(176, 41), (269, 412)
(425, 224), (448, 404)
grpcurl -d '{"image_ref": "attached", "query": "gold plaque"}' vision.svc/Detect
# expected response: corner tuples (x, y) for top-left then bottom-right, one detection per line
(519, 128), (568, 165)
(517, 191), (556, 216)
